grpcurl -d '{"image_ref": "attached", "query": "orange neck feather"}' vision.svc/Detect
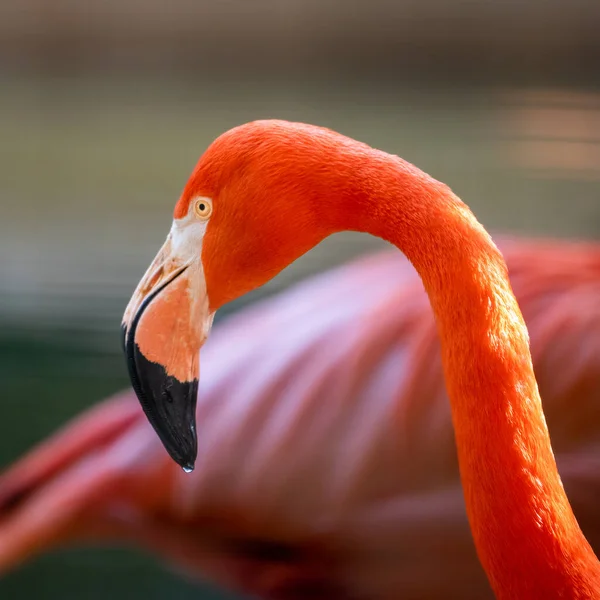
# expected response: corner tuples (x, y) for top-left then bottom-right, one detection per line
(193, 121), (600, 596)
(330, 149), (600, 598)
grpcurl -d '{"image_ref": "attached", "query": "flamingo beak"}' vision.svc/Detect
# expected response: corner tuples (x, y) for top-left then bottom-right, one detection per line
(122, 234), (214, 472)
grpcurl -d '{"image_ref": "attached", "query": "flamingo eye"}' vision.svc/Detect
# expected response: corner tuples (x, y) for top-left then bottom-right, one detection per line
(194, 198), (213, 220)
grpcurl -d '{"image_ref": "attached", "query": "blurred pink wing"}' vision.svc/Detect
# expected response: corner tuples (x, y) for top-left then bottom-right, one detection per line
(1, 237), (600, 599)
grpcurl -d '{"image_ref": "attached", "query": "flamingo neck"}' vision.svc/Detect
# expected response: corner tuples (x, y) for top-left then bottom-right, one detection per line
(330, 150), (600, 598)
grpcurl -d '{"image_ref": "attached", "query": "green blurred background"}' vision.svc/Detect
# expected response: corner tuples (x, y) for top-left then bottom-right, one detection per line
(1, 1), (600, 598)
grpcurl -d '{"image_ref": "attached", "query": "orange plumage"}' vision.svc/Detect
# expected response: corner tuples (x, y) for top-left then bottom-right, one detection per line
(1, 237), (599, 599)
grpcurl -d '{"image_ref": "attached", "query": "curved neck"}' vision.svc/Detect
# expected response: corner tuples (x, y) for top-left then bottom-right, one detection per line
(328, 150), (600, 597)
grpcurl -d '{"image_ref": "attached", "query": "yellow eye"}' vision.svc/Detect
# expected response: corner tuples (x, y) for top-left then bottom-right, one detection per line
(193, 198), (213, 220)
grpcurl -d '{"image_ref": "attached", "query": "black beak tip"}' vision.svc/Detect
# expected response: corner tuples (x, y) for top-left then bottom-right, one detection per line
(124, 335), (199, 472)
(181, 460), (195, 473)
(165, 426), (198, 474)
(123, 265), (199, 472)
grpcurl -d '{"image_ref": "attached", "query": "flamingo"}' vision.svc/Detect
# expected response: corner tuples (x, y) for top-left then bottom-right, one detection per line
(1, 237), (600, 599)
(2, 120), (600, 597)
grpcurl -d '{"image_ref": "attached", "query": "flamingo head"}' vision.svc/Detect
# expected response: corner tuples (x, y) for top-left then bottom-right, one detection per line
(122, 120), (347, 470)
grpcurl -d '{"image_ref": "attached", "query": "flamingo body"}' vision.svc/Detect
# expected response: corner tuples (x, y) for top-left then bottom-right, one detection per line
(1, 237), (600, 599)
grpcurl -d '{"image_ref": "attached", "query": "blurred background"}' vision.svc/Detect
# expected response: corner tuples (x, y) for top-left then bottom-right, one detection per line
(1, 1), (600, 598)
